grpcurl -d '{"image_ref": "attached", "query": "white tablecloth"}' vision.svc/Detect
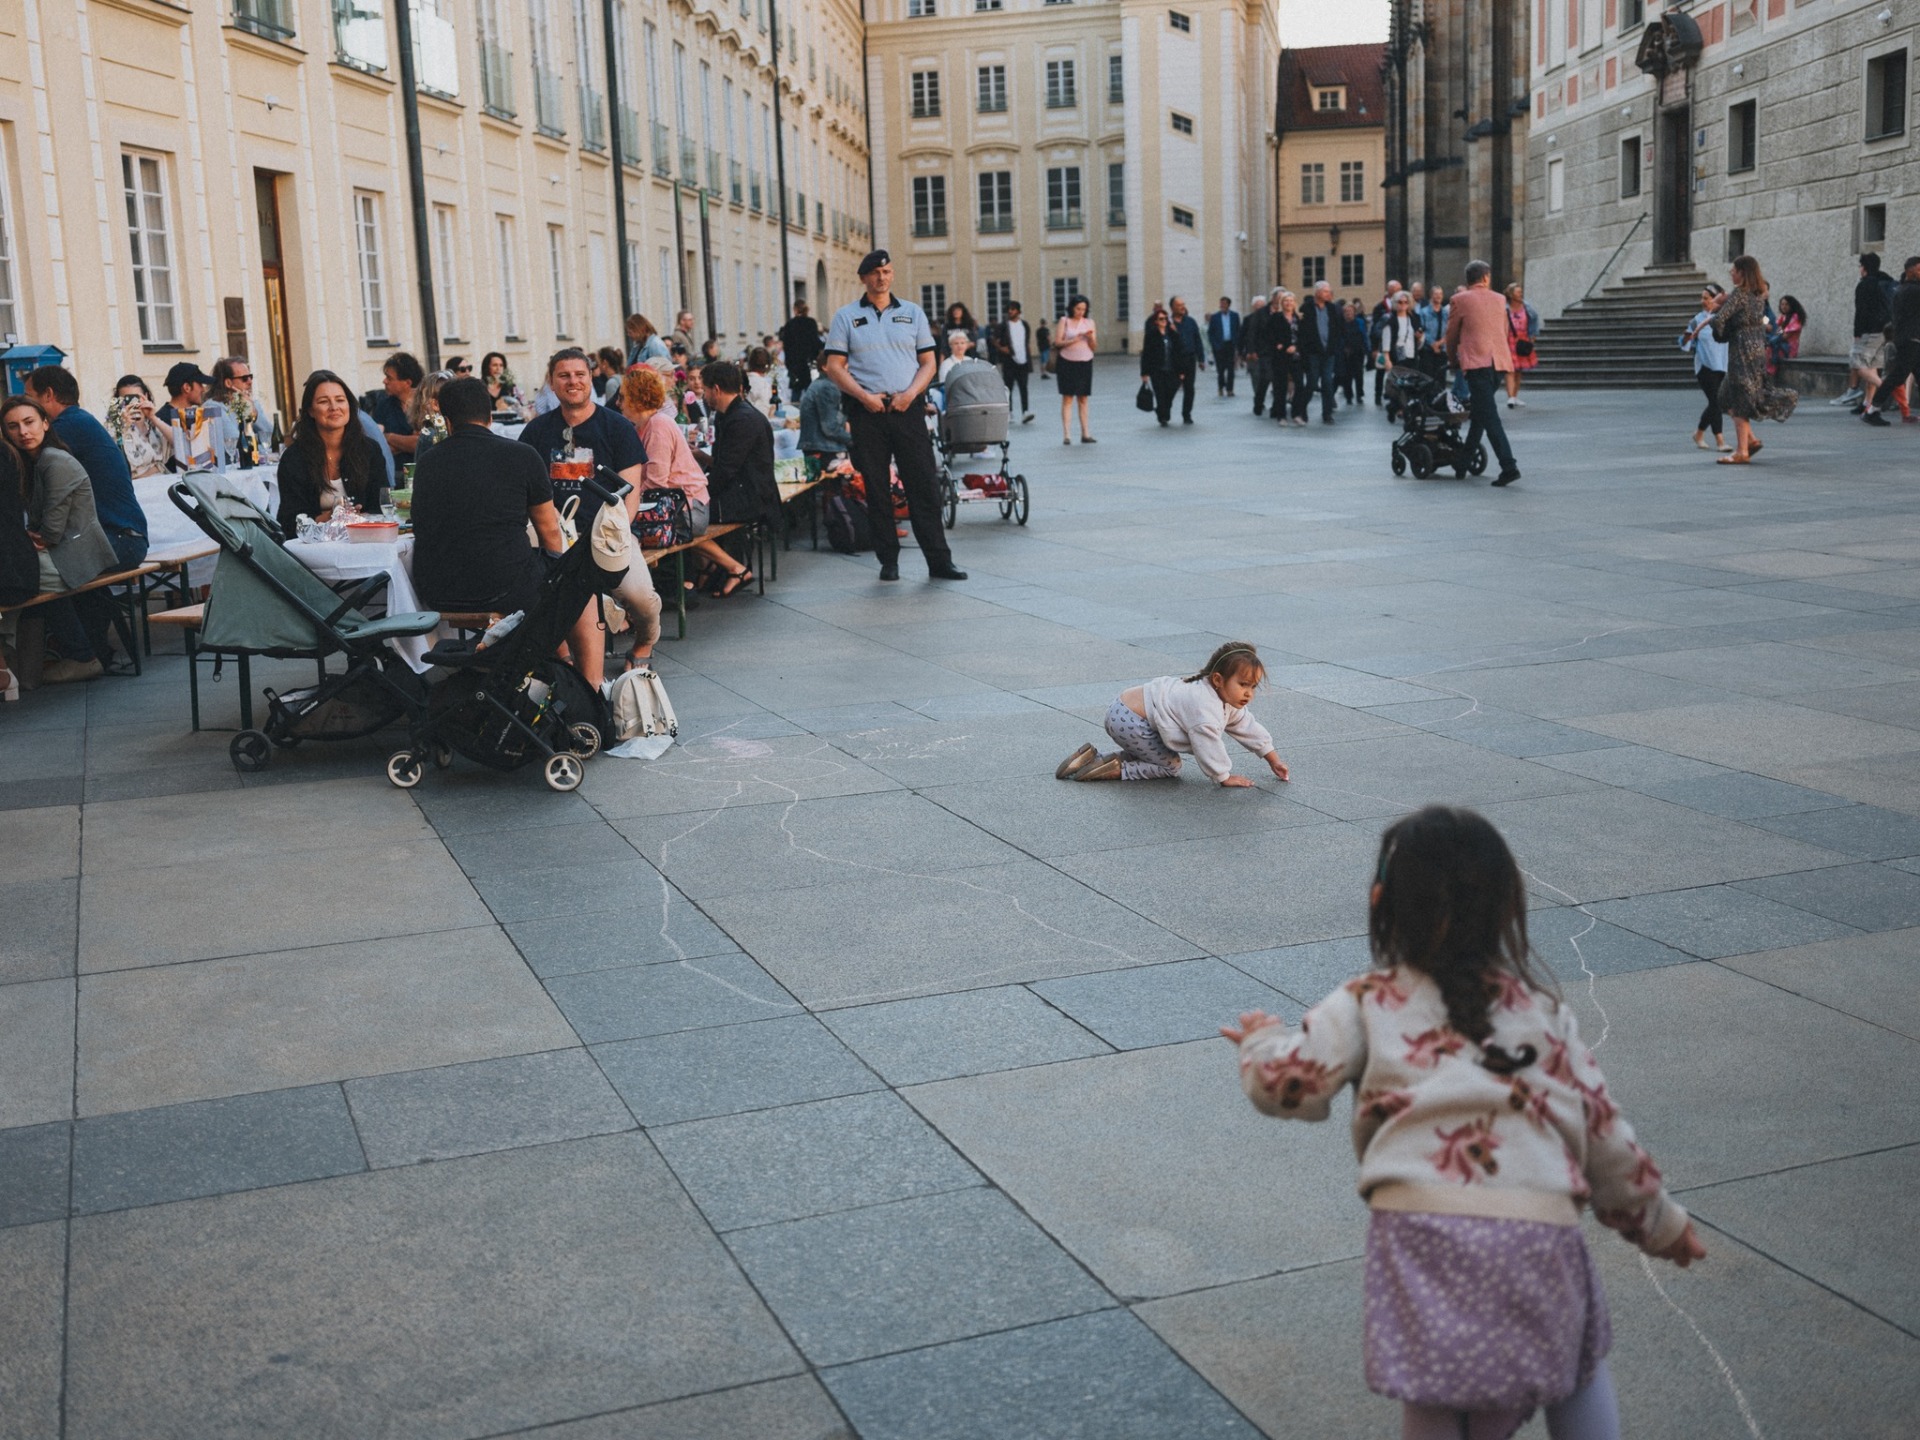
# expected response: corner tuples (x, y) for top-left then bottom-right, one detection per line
(285, 534), (433, 672)
(136, 465), (280, 585)
(490, 422), (527, 442)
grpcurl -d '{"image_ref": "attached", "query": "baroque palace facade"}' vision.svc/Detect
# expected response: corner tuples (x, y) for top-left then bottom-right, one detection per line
(0, 0), (870, 424)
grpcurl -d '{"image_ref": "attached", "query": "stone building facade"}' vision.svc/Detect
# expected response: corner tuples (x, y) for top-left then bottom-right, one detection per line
(0, 0), (869, 426)
(1275, 44), (1387, 299)
(1384, 0), (1529, 292)
(1523, 0), (1915, 350)
(863, 0), (1279, 347)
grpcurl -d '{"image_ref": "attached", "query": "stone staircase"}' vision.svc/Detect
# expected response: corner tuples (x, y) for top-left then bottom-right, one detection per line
(1528, 262), (1710, 389)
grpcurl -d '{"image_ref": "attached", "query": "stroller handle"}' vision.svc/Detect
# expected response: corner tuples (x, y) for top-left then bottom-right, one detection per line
(585, 468), (632, 508)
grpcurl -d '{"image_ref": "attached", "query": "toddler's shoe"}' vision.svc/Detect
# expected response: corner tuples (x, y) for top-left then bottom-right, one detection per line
(1074, 754), (1124, 781)
(1055, 742), (1098, 779)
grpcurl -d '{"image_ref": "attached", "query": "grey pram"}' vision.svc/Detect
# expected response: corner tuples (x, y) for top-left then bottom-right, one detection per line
(935, 360), (1029, 527)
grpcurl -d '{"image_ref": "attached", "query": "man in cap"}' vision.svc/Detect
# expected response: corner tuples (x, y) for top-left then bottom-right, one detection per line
(821, 250), (965, 582)
(158, 362), (214, 427)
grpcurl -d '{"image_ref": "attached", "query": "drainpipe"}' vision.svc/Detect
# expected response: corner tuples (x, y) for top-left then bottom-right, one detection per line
(770, 0), (793, 309)
(392, 0), (440, 370)
(602, 0), (632, 320)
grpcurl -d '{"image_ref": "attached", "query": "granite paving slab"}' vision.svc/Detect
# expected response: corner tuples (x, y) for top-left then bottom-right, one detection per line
(651, 1092), (981, 1232)
(0, 803), (78, 882)
(70, 1083), (365, 1214)
(0, 875), (77, 986)
(510, 1376), (852, 1439)
(0, 978), (74, 1129)
(904, 1040), (1365, 1299)
(1278, 729), (1601, 822)
(541, 954), (801, 1044)
(1587, 884), (1860, 959)
(582, 732), (904, 820)
(1788, 677), (1920, 728)
(821, 1309), (1262, 1440)
(62, 1135), (800, 1440)
(1221, 934), (1373, 1008)
(0, 1123), (71, 1231)
(0, 1221), (65, 1440)
(1606, 639), (1920, 698)
(1745, 802), (1920, 860)
(343, 1049), (635, 1168)
(593, 1014), (883, 1126)
(77, 927), (575, 1115)
(1732, 861), (1920, 932)
(1029, 958), (1297, 1049)
(1572, 697), (1920, 778)
(817, 984), (1112, 1085)
(505, 888), (741, 977)
(1719, 928), (1920, 1040)
(726, 1188), (1113, 1366)
(1635, 770), (1853, 820)
(1524, 905), (1700, 978)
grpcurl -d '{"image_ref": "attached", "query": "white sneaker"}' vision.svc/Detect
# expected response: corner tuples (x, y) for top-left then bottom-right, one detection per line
(1831, 388), (1864, 406)
(1512, 397), (1526, 407)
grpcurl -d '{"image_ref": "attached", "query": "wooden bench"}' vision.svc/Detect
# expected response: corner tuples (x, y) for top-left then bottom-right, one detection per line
(147, 603), (254, 732)
(642, 522), (749, 641)
(0, 562), (161, 686)
(136, 540), (219, 654)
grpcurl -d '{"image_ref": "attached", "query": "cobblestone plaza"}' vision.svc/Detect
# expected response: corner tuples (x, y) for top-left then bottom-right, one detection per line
(3, 372), (1917, 1438)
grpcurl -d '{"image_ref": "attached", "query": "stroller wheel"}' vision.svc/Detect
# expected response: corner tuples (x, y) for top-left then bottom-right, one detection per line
(230, 729), (273, 773)
(1468, 442), (1490, 476)
(1405, 440), (1435, 479)
(568, 721), (602, 758)
(386, 750), (425, 789)
(941, 476), (958, 529)
(431, 742), (455, 770)
(544, 752), (585, 792)
(1011, 474), (1030, 526)
(1391, 447), (1407, 477)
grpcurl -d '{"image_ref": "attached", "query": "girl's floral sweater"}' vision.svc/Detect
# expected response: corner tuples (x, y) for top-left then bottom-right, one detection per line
(1237, 966), (1688, 1254)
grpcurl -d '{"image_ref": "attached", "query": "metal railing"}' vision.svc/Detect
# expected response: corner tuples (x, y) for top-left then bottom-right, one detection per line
(479, 39), (515, 117)
(652, 121), (672, 175)
(533, 66), (565, 136)
(577, 84), (606, 152)
(912, 219), (948, 237)
(730, 160), (744, 204)
(234, 0), (296, 41)
(1582, 212), (1649, 302)
(616, 107), (640, 164)
(707, 148), (722, 195)
(977, 214), (1014, 233)
(1107, 206), (1126, 227)
(680, 137), (698, 183)
(750, 174), (762, 211)
(1045, 208), (1083, 230)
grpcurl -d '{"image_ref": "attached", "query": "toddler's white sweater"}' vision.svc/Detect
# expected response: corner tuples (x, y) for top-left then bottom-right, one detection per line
(1140, 675), (1276, 782)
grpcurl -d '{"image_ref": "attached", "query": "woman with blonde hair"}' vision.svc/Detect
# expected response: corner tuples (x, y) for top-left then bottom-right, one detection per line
(407, 369), (454, 460)
(1711, 255), (1797, 464)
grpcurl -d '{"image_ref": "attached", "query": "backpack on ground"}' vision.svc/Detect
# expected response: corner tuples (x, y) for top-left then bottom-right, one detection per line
(824, 476), (874, 554)
(608, 665), (678, 741)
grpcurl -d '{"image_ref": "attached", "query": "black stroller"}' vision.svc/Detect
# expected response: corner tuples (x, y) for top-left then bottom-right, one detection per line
(385, 473), (628, 793)
(936, 360), (1030, 527)
(1385, 365), (1488, 480)
(169, 478), (436, 773)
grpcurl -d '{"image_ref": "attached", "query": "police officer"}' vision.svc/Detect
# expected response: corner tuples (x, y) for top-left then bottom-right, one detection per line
(821, 250), (966, 582)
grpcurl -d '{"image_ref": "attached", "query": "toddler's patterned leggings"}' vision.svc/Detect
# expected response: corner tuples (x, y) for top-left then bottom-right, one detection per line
(1104, 699), (1183, 780)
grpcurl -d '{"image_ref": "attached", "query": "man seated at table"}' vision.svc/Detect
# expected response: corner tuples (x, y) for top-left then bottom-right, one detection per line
(411, 377), (564, 618)
(703, 361), (781, 586)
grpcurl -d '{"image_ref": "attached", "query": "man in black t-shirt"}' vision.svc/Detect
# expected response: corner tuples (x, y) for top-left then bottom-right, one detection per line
(412, 378), (564, 616)
(515, 348), (660, 683)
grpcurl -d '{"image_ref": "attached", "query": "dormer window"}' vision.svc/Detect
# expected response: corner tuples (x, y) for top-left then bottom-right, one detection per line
(1317, 87), (1345, 111)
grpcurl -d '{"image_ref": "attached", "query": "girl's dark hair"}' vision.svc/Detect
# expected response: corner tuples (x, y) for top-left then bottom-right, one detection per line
(1778, 295), (1805, 323)
(481, 351), (509, 381)
(1184, 640), (1265, 686)
(288, 370), (380, 503)
(114, 374), (154, 399)
(747, 345), (773, 372)
(944, 302), (978, 334)
(1368, 806), (1554, 1044)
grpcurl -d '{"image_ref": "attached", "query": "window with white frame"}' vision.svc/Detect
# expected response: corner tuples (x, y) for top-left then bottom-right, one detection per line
(411, 0), (459, 97)
(477, 0), (514, 116)
(352, 190), (388, 341)
(977, 170), (1014, 231)
(1300, 162), (1325, 205)
(0, 139), (18, 339)
(497, 215), (522, 338)
(433, 204), (462, 339)
(1339, 160), (1364, 202)
(985, 279), (1010, 323)
(1546, 156), (1564, 213)
(911, 70), (942, 118)
(1170, 204), (1194, 228)
(912, 175), (948, 236)
(1317, 88), (1344, 111)
(1107, 161), (1125, 224)
(1045, 59), (1076, 109)
(975, 0), (1002, 10)
(1108, 54), (1123, 103)
(977, 64), (1007, 113)
(1340, 253), (1365, 288)
(335, 0), (388, 72)
(920, 283), (946, 314)
(1045, 165), (1081, 228)
(547, 224), (570, 336)
(908, 0), (936, 16)
(122, 152), (182, 346)
(1051, 276), (1080, 320)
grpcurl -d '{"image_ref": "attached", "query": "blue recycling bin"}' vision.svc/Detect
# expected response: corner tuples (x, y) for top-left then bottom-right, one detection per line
(3, 343), (66, 396)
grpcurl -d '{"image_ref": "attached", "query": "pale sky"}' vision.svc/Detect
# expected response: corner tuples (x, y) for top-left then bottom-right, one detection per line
(1279, 0), (1389, 48)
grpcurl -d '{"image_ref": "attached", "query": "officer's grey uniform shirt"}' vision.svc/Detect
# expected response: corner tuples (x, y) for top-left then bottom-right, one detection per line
(823, 295), (936, 394)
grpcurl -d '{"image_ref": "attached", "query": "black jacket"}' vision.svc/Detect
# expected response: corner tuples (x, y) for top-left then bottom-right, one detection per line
(275, 437), (386, 536)
(779, 314), (823, 369)
(1240, 307), (1269, 359)
(0, 449), (39, 605)
(1892, 277), (1920, 346)
(1267, 312), (1302, 363)
(987, 319), (1033, 373)
(1140, 324), (1181, 374)
(1296, 300), (1339, 359)
(708, 396), (780, 526)
(1855, 272), (1895, 336)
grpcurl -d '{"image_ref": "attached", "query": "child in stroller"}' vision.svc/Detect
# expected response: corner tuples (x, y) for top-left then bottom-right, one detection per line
(935, 359), (1030, 527)
(1385, 365), (1488, 480)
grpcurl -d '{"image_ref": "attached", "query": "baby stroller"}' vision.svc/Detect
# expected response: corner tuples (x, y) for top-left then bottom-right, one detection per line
(936, 360), (1030, 527)
(169, 478), (436, 773)
(1385, 366), (1487, 480)
(386, 474), (629, 793)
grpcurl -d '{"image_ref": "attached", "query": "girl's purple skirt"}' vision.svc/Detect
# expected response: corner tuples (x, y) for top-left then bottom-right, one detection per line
(1364, 1210), (1611, 1412)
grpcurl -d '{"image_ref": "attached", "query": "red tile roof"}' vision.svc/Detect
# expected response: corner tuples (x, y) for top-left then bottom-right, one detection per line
(1278, 43), (1388, 133)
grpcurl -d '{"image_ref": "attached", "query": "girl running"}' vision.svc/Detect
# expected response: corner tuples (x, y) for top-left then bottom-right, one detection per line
(1056, 641), (1290, 787)
(1224, 806), (1704, 1440)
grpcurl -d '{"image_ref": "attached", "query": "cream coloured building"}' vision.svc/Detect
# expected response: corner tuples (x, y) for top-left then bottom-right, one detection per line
(1275, 44), (1385, 300)
(863, 0), (1280, 348)
(0, 0), (870, 429)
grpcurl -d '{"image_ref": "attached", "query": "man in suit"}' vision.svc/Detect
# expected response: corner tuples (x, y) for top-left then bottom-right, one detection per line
(1206, 296), (1241, 397)
(1168, 296), (1204, 424)
(1295, 280), (1341, 424)
(779, 300), (822, 403)
(987, 301), (1036, 423)
(1241, 296), (1271, 415)
(1444, 260), (1522, 486)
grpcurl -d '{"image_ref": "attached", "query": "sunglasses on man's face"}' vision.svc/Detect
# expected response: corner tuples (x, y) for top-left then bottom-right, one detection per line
(455, 365), (473, 373)
(230, 372), (254, 382)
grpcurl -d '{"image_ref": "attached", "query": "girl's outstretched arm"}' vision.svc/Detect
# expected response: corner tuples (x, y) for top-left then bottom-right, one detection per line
(1231, 987), (1367, 1123)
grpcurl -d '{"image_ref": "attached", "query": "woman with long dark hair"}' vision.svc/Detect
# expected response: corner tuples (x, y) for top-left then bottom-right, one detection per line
(276, 370), (387, 532)
(480, 352), (528, 420)
(1139, 309), (1182, 426)
(1711, 256), (1797, 465)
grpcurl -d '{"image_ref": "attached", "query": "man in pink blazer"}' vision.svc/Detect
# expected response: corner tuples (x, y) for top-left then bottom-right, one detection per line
(1443, 260), (1522, 486)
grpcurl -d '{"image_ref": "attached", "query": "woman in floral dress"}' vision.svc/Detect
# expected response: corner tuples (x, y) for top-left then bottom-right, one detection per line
(1711, 255), (1797, 464)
